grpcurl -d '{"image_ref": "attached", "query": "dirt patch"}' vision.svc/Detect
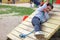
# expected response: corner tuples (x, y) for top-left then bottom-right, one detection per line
(0, 15), (22, 40)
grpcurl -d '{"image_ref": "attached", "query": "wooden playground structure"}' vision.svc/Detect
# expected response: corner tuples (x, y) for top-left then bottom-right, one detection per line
(7, 8), (60, 40)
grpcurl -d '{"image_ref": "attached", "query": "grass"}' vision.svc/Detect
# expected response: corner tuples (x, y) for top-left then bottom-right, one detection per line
(0, 5), (34, 16)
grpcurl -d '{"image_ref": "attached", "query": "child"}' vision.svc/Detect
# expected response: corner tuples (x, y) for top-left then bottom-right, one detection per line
(30, 0), (43, 7)
(31, 0), (53, 40)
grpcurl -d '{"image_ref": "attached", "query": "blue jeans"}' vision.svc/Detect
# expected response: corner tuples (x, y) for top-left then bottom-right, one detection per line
(30, 0), (40, 6)
(32, 16), (43, 32)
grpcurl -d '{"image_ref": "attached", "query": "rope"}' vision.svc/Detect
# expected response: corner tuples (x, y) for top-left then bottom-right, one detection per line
(19, 30), (34, 38)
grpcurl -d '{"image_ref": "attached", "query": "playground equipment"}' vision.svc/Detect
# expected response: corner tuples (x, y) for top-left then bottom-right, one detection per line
(7, 8), (60, 40)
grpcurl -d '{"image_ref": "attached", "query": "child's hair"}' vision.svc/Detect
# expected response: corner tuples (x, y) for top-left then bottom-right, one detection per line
(47, 3), (54, 9)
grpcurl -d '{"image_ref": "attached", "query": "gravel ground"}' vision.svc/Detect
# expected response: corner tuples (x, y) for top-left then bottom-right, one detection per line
(0, 15), (22, 40)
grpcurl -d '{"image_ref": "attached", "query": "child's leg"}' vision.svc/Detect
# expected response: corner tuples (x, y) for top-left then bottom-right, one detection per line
(34, 1), (40, 7)
(32, 17), (46, 40)
(32, 17), (42, 32)
(30, 0), (35, 8)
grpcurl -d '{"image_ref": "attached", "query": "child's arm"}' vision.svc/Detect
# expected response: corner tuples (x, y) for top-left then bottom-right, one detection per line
(36, 0), (49, 11)
(41, 0), (49, 6)
(44, 12), (50, 20)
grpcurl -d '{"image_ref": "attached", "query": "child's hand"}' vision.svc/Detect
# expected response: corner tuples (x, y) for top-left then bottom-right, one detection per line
(43, 9), (47, 13)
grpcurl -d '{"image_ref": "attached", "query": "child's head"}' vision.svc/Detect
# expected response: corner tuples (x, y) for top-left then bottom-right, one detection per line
(43, 3), (53, 12)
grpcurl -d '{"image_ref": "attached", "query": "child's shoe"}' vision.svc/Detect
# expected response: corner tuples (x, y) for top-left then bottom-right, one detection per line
(34, 31), (46, 40)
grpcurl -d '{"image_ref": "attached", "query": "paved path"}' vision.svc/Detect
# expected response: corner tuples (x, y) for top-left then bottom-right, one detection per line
(2, 3), (31, 7)
(0, 15), (22, 40)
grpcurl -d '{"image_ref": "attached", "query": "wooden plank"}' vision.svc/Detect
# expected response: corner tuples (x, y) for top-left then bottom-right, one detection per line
(14, 23), (32, 31)
(22, 21), (33, 28)
(51, 16), (60, 20)
(47, 19), (60, 25)
(53, 8), (60, 11)
(15, 27), (30, 34)
(22, 21), (59, 29)
(14, 27), (36, 39)
(53, 12), (60, 16)
(17, 24), (33, 32)
(43, 22), (59, 29)
(42, 26), (54, 33)
(46, 25), (60, 39)
(7, 34), (21, 40)
(11, 30), (35, 40)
